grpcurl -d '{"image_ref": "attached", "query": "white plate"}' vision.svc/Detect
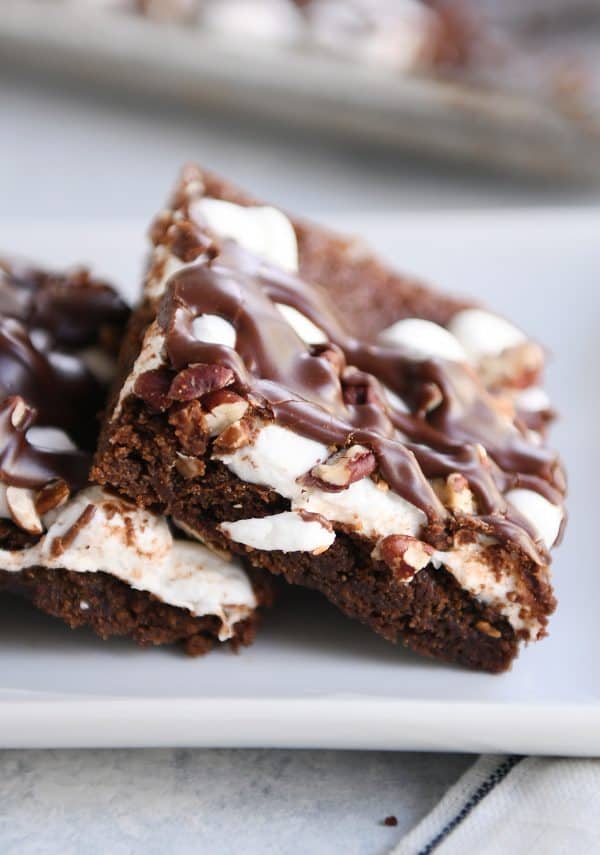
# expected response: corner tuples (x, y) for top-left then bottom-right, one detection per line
(1, 1), (600, 179)
(0, 211), (598, 753)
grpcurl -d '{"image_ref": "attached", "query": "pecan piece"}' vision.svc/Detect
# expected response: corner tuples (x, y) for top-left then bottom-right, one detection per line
(169, 401), (208, 456)
(175, 453), (206, 480)
(168, 363), (234, 402)
(202, 389), (249, 437)
(445, 473), (476, 515)
(134, 368), (174, 411)
(6, 486), (44, 535)
(212, 417), (255, 453)
(49, 504), (96, 559)
(35, 480), (70, 515)
(306, 445), (376, 492)
(10, 398), (31, 430)
(378, 534), (433, 582)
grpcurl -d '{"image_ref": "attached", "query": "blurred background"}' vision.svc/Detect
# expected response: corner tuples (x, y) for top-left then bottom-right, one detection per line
(0, 3), (599, 854)
(2, 0), (600, 222)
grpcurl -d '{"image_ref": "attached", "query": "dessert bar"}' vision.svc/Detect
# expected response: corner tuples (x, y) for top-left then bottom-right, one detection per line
(0, 257), (270, 654)
(94, 165), (565, 671)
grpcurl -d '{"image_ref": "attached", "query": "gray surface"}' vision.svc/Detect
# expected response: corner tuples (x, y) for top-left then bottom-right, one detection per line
(0, 69), (598, 853)
(0, 749), (472, 854)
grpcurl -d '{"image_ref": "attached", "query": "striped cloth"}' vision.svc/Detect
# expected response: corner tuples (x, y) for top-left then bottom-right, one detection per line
(392, 754), (600, 854)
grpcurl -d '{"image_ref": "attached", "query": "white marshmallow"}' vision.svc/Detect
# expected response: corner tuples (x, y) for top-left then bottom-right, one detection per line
(114, 321), (166, 415)
(296, 477), (426, 540)
(378, 318), (467, 363)
(515, 386), (551, 413)
(26, 427), (78, 453)
(221, 511), (335, 553)
(448, 309), (526, 362)
(191, 198), (299, 273)
(216, 423), (329, 499)
(275, 304), (328, 345)
(191, 314), (237, 348)
(0, 487), (256, 640)
(216, 422), (426, 542)
(506, 488), (563, 549)
(433, 537), (542, 638)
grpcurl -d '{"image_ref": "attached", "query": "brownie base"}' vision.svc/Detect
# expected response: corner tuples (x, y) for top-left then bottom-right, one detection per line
(92, 168), (533, 672)
(0, 520), (273, 655)
(95, 397), (518, 673)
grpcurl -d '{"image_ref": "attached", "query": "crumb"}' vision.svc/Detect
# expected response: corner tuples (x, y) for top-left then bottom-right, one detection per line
(383, 815), (398, 827)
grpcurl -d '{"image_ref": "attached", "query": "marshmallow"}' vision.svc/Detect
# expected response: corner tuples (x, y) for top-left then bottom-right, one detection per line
(506, 488), (563, 549)
(191, 198), (299, 273)
(192, 314), (237, 348)
(378, 318), (467, 363)
(448, 309), (526, 362)
(221, 511), (335, 553)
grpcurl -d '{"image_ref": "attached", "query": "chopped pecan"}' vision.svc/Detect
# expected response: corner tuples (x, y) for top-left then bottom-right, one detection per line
(212, 417), (255, 453)
(475, 620), (502, 639)
(35, 480), (70, 515)
(149, 210), (173, 247)
(168, 401), (208, 456)
(378, 534), (433, 582)
(166, 220), (214, 262)
(134, 368), (174, 411)
(168, 363), (234, 402)
(10, 398), (30, 430)
(306, 445), (376, 492)
(50, 504), (96, 559)
(445, 473), (476, 515)
(202, 389), (249, 437)
(479, 341), (544, 391)
(175, 453), (206, 480)
(6, 486), (44, 535)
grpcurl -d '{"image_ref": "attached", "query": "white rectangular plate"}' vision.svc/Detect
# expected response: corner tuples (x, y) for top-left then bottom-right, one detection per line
(0, 210), (597, 753)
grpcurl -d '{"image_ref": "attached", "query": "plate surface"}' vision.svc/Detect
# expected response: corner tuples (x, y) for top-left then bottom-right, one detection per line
(0, 211), (597, 752)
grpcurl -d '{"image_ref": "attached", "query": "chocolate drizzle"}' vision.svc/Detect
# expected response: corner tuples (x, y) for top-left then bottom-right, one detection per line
(0, 259), (129, 490)
(156, 238), (564, 563)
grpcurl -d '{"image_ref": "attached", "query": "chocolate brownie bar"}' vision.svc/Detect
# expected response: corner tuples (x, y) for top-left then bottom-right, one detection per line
(0, 257), (270, 653)
(93, 165), (565, 672)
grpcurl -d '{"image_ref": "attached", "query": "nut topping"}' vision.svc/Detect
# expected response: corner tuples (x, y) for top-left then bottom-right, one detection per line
(378, 534), (434, 582)
(479, 341), (544, 391)
(169, 363), (234, 401)
(202, 389), (249, 437)
(175, 452), (206, 480)
(35, 480), (70, 515)
(10, 398), (30, 429)
(213, 417), (256, 453)
(444, 473), (476, 515)
(134, 368), (173, 411)
(306, 444), (376, 492)
(169, 401), (208, 456)
(6, 486), (44, 535)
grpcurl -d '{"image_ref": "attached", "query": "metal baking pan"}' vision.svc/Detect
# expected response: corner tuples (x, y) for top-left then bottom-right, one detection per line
(1, 1), (599, 179)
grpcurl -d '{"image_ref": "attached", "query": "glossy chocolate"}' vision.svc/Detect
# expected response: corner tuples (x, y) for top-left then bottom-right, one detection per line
(0, 259), (129, 489)
(154, 233), (564, 562)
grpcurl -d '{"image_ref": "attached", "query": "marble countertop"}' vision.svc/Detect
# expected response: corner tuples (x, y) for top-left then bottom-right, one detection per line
(0, 65), (598, 855)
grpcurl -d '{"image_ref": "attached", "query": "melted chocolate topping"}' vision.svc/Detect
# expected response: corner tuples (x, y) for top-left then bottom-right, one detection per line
(0, 259), (129, 490)
(156, 236), (564, 563)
